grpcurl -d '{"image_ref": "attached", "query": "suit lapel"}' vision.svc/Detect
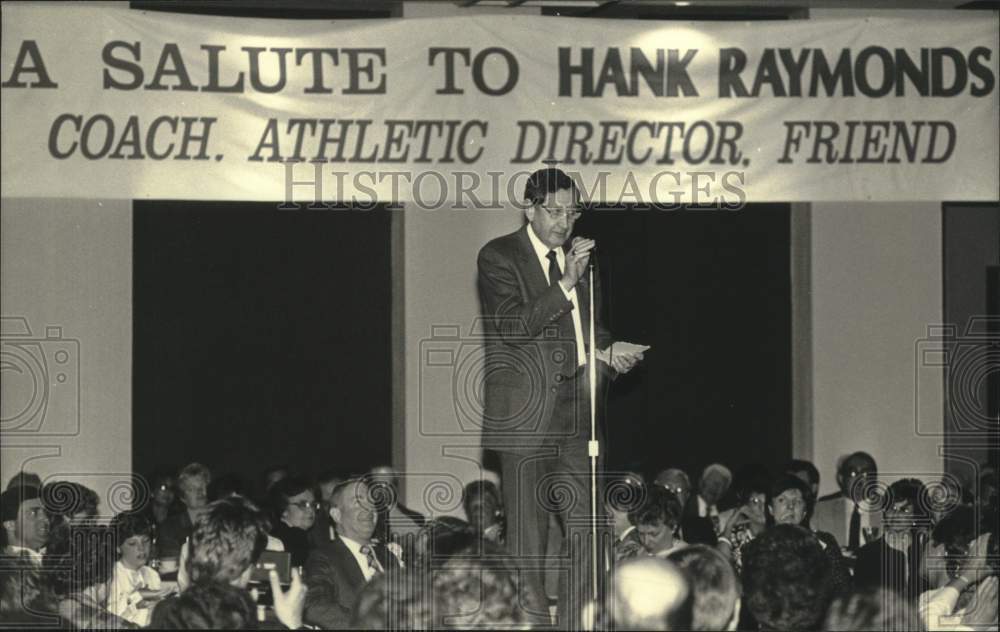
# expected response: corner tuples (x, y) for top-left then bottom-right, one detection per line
(515, 225), (550, 300)
(332, 538), (366, 589)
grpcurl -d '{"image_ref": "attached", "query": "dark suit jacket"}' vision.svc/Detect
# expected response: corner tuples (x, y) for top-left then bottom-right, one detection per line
(854, 534), (925, 597)
(303, 537), (400, 629)
(477, 225), (613, 450)
(271, 521), (312, 568)
(156, 509), (194, 560)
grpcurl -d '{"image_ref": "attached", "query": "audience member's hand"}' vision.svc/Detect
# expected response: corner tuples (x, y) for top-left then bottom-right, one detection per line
(270, 567), (307, 630)
(961, 576), (998, 628)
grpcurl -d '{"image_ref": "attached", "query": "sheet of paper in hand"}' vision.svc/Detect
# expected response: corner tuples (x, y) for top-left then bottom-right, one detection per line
(596, 342), (651, 365)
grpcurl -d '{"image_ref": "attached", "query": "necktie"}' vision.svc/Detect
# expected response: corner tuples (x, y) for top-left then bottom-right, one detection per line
(546, 250), (561, 287)
(360, 544), (382, 575)
(849, 503), (861, 549)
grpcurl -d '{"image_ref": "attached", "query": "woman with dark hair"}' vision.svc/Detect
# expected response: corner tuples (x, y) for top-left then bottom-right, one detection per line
(267, 476), (317, 567)
(108, 512), (169, 626)
(461, 480), (504, 545)
(767, 473), (851, 593)
(44, 525), (137, 629)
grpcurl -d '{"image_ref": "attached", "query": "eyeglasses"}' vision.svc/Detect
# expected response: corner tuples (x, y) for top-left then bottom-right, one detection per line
(289, 501), (320, 512)
(539, 205), (582, 221)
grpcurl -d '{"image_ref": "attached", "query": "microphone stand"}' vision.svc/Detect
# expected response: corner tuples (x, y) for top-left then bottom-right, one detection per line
(587, 259), (599, 605)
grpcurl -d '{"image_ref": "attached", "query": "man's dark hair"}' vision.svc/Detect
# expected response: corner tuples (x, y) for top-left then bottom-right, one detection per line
(784, 459), (820, 489)
(523, 167), (578, 205)
(1, 484), (40, 523)
(838, 451), (877, 477)
(766, 474), (815, 526)
(5, 472), (42, 492)
(187, 496), (269, 585)
(151, 580), (257, 629)
(461, 480), (500, 515)
(629, 485), (683, 529)
(267, 476), (313, 523)
(43, 525), (117, 597)
(111, 511), (153, 544)
(742, 524), (834, 631)
(40, 481), (99, 521)
(885, 478), (929, 521)
(668, 544), (739, 631)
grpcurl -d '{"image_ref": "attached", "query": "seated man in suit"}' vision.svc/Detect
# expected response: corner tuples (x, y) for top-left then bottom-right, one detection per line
(813, 451), (881, 551)
(157, 463), (211, 562)
(304, 478), (403, 629)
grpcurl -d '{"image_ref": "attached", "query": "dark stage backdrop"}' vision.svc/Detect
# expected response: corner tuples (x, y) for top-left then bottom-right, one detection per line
(133, 202), (392, 487)
(575, 205), (792, 480)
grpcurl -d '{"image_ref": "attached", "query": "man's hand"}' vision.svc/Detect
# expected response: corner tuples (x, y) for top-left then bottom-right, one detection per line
(610, 349), (643, 374)
(559, 237), (595, 291)
(270, 567), (307, 630)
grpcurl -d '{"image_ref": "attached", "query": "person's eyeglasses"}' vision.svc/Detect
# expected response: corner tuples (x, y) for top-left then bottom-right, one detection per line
(539, 205), (582, 221)
(289, 501), (320, 512)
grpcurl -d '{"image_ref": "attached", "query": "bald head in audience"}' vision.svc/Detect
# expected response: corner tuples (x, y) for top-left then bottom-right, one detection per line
(607, 557), (693, 630)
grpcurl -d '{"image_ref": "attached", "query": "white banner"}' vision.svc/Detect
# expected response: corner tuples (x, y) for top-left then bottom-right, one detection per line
(2, 3), (998, 204)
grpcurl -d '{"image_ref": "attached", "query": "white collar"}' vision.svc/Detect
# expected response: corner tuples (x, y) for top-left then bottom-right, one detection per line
(338, 535), (369, 556)
(526, 224), (563, 267)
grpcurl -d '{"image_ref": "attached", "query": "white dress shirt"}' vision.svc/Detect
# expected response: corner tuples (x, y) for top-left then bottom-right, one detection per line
(338, 536), (382, 582)
(526, 224), (586, 366)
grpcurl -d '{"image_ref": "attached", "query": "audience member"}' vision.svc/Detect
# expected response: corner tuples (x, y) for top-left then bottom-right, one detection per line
(108, 511), (164, 626)
(918, 507), (998, 630)
(430, 543), (530, 629)
(604, 474), (644, 562)
(151, 580), (257, 629)
(629, 485), (687, 558)
(695, 464), (732, 535)
(741, 523), (834, 631)
(600, 556), (693, 630)
(717, 466), (769, 571)
(368, 465), (426, 545)
(823, 589), (917, 631)
(657, 467), (717, 546)
(310, 469), (346, 548)
(668, 544), (740, 631)
(44, 524), (136, 629)
(268, 476), (318, 567)
(0, 551), (60, 626)
(5, 471), (42, 492)
(352, 572), (431, 630)
(304, 478), (402, 629)
(463, 480), (504, 544)
(41, 481), (100, 553)
(1, 484), (49, 562)
(783, 458), (820, 500)
(140, 469), (181, 529)
(814, 451), (880, 550)
(766, 473), (851, 594)
(158, 463), (211, 561)
(855, 478), (929, 597)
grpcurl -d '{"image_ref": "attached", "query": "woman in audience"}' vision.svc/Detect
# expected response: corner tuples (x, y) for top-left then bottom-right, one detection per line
(462, 480), (504, 545)
(628, 485), (687, 558)
(157, 463), (212, 562)
(717, 467), (769, 572)
(766, 473), (852, 593)
(108, 512), (166, 627)
(141, 469), (181, 529)
(267, 476), (317, 567)
(44, 525), (137, 629)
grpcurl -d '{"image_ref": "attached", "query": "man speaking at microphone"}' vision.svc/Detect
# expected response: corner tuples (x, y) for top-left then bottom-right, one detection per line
(476, 167), (644, 628)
